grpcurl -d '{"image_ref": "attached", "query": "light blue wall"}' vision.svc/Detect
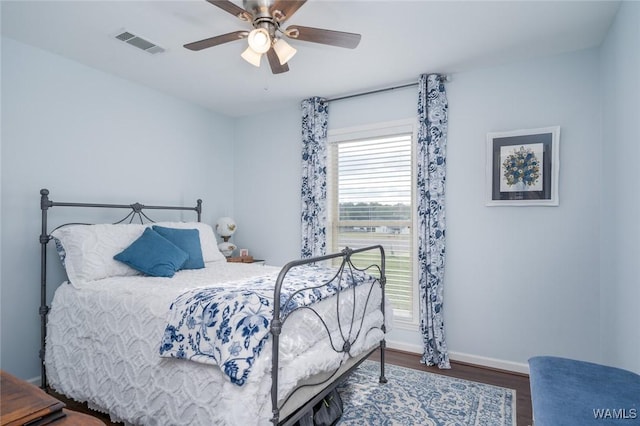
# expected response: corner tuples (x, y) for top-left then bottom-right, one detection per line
(2, 2), (637, 381)
(599, 1), (640, 374)
(0, 37), (235, 380)
(232, 107), (302, 267)
(235, 48), (608, 370)
(444, 50), (602, 367)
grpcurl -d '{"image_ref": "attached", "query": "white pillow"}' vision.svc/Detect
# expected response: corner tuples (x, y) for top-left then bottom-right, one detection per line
(51, 224), (146, 285)
(151, 222), (226, 263)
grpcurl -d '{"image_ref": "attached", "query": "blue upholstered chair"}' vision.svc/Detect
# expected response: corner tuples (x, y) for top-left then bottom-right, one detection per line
(528, 356), (640, 425)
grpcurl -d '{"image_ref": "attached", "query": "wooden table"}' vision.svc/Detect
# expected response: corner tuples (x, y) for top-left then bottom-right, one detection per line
(1, 370), (105, 426)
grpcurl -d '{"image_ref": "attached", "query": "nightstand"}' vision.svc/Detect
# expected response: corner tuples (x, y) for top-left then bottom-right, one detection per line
(1, 370), (105, 426)
(227, 256), (264, 264)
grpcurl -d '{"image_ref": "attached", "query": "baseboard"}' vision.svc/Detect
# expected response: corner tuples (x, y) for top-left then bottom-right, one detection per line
(386, 339), (530, 375)
(386, 339), (423, 355)
(26, 376), (41, 386)
(449, 351), (529, 375)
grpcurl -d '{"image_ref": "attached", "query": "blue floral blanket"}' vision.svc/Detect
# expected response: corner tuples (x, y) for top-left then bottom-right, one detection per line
(159, 265), (376, 386)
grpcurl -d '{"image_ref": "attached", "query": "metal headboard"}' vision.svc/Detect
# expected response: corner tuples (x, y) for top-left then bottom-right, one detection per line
(38, 188), (203, 388)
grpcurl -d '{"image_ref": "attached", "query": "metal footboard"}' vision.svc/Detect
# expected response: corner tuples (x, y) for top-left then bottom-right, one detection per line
(270, 246), (387, 425)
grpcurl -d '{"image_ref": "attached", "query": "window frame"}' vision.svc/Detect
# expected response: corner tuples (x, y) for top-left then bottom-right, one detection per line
(327, 119), (419, 330)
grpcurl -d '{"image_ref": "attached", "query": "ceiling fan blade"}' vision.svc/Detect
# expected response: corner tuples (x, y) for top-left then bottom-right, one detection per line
(206, 0), (252, 21)
(285, 25), (361, 49)
(266, 48), (289, 74)
(184, 31), (249, 51)
(270, 0), (307, 22)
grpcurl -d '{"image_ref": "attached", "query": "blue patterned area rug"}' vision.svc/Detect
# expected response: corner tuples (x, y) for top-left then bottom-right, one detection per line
(337, 360), (516, 425)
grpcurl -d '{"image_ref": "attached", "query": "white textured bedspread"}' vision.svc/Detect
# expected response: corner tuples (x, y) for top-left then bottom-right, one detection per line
(45, 261), (386, 425)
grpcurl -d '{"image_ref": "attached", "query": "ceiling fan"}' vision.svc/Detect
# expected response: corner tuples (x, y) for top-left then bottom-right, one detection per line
(184, 0), (362, 74)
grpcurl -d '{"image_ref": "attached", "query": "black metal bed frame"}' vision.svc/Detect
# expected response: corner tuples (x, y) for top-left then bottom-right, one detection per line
(38, 188), (387, 425)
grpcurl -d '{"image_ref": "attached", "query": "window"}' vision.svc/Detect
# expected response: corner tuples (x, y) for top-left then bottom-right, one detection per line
(328, 120), (418, 325)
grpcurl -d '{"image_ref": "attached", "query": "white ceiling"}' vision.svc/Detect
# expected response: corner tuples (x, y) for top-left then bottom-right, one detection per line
(1, 0), (621, 117)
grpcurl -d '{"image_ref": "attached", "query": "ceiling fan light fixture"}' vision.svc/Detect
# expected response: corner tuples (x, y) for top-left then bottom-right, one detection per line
(186, 0), (363, 74)
(247, 28), (271, 54)
(241, 46), (262, 67)
(273, 38), (297, 65)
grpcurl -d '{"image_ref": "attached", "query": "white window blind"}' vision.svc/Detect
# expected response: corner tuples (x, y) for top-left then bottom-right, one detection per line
(328, 131), (415, 320)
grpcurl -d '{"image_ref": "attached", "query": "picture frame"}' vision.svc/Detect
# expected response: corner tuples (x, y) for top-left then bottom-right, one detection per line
(239, 248), (249, 257)
(486, 126), (560, 206)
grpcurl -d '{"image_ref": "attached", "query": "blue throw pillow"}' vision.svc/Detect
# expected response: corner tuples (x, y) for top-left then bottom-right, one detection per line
(114, 228), (188, 277)
(152, 225), (205, 270)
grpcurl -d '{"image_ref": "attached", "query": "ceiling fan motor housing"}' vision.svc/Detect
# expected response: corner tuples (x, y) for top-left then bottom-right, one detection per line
(244, 0), (276, 21)
(244, 0), (281, 37)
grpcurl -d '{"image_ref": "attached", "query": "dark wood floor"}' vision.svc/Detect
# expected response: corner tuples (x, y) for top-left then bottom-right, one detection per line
(50, 348), (532, 425)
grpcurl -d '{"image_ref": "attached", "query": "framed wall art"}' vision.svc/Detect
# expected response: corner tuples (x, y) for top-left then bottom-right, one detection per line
(486, 126), (560, 206)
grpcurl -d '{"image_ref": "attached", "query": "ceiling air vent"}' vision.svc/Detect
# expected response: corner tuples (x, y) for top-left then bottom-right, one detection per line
(115, 31), (165, 54)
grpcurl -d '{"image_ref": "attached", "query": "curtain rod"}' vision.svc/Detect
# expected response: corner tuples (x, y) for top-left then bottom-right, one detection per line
(324, 74), (450, 103)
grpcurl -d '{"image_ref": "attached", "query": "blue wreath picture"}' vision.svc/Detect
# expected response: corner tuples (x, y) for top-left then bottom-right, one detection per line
(502, 145), (540, 189)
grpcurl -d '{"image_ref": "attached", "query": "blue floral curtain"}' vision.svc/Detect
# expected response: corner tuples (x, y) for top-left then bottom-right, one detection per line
(417, 74), (450, 369)
(300, 97), (329, 259)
